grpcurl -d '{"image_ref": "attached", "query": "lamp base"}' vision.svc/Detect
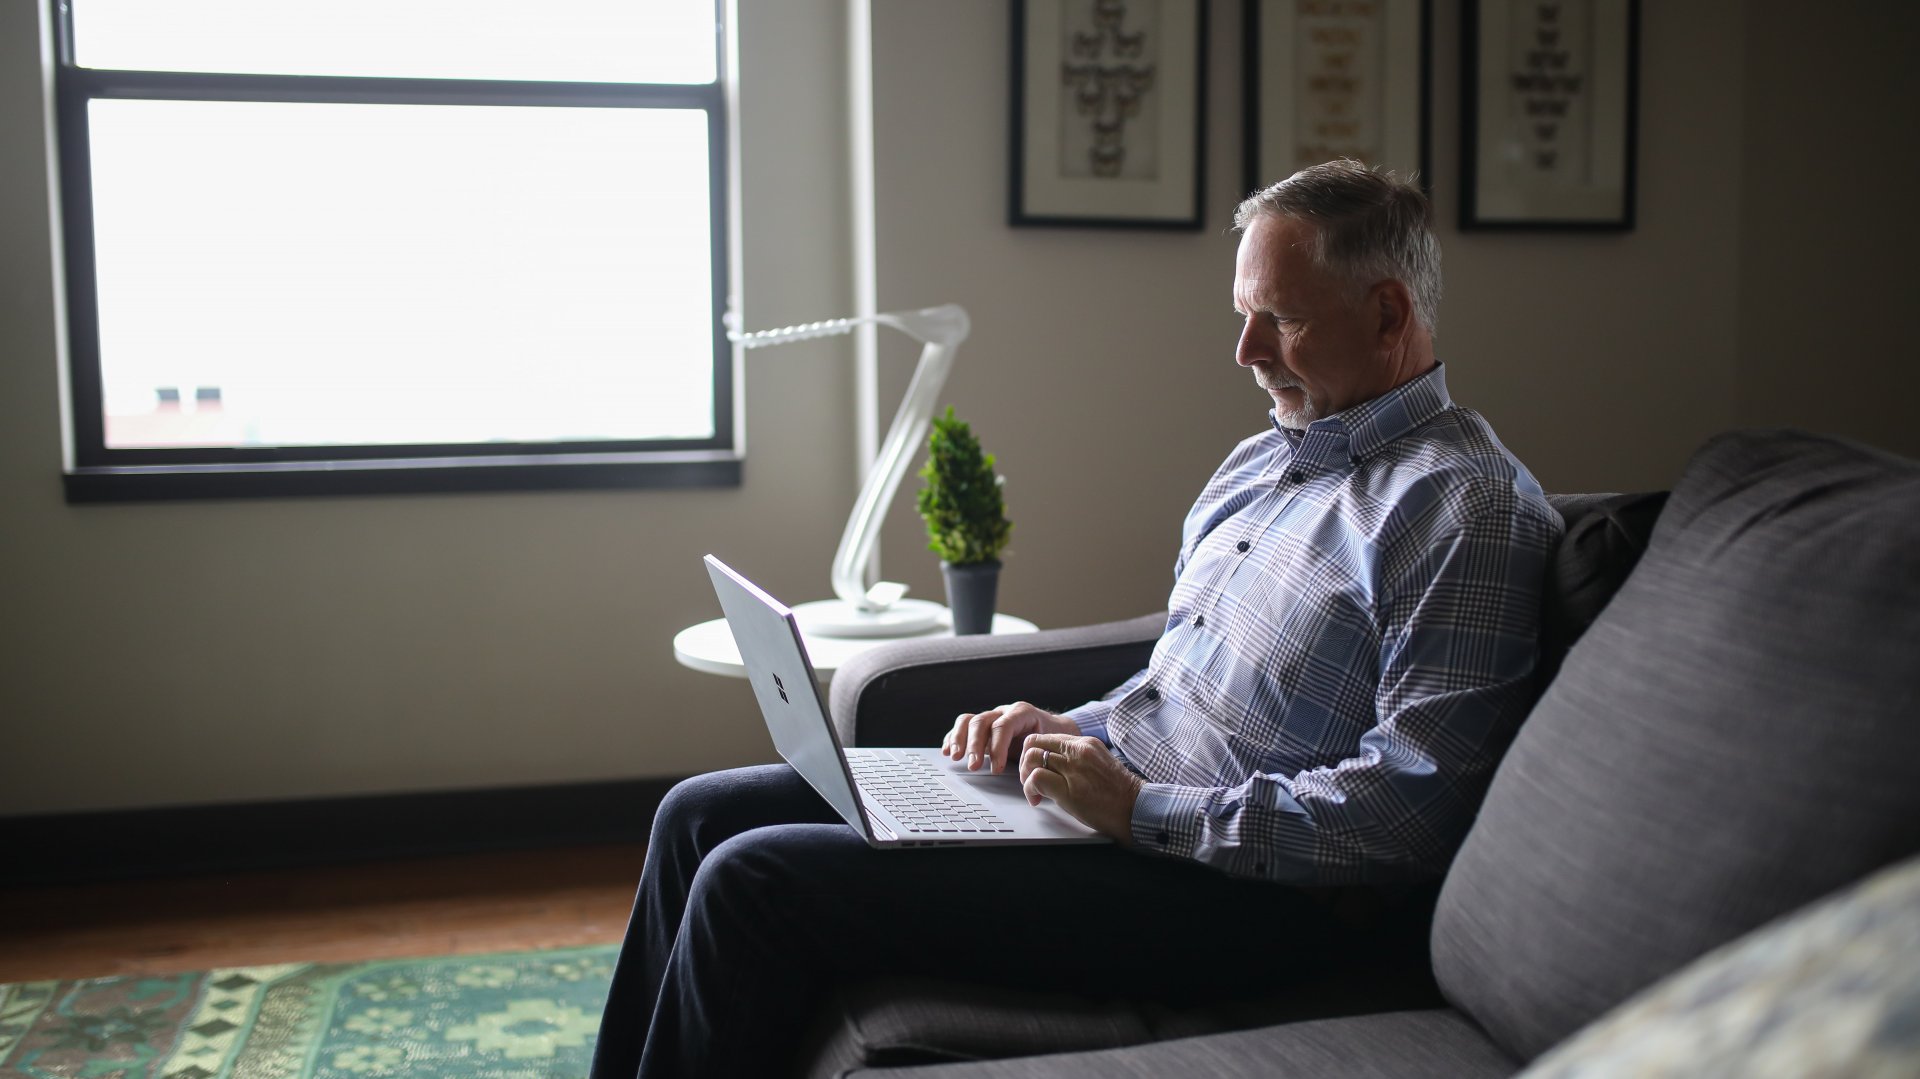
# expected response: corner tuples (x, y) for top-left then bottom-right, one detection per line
(791, 598), (946, 638)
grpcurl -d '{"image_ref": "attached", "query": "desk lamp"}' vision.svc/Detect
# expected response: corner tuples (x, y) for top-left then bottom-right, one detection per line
(728, 303), (970, 638)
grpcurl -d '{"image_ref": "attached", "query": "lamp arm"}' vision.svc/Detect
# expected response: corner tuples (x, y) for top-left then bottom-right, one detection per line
(831, 336), (956, 609)
(730, 304), (969, 612)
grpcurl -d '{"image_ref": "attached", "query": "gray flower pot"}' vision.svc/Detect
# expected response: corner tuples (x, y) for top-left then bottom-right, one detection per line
(940, 560), (1001, 636)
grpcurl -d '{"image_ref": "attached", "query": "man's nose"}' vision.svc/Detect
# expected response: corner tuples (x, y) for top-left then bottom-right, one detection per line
(1235, 319), (1266, 367)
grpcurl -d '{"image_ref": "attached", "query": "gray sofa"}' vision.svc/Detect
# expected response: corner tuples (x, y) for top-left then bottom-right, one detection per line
(803, 429), (1920, 1077)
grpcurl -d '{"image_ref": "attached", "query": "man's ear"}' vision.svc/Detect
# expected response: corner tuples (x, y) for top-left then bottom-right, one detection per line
(1370, 279), (1415, 349)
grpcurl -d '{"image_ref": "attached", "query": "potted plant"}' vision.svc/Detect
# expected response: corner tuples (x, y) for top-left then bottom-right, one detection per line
(916, 407), (1012, 635)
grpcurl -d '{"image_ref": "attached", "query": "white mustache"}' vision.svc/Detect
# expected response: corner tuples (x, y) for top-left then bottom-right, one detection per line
(1255, 366), (1301, 391)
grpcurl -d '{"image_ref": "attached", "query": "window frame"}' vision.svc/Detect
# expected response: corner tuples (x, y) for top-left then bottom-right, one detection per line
(51, 0), (737, 502)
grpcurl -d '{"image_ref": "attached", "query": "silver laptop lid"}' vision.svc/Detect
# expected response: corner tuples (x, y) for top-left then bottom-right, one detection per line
(702, 555), (870, 838)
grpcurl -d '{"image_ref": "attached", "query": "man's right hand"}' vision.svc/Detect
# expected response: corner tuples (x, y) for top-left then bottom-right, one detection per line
(940, 702), (1081, 775)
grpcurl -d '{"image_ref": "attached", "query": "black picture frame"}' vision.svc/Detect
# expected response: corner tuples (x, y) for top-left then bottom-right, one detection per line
(1009, 0), (1208, 230)
(1461, 0), (1640, 230)
(1242, 0), (1432, 196)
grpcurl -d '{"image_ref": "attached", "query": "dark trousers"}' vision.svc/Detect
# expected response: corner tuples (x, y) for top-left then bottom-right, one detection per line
(589, 765), (1413, 1079)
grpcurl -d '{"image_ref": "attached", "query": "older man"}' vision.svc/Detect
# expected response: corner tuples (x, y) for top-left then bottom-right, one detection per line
(591, 160), (1561, 1078)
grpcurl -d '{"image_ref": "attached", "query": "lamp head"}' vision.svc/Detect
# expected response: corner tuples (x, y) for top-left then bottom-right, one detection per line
(873, 304), (969, 348)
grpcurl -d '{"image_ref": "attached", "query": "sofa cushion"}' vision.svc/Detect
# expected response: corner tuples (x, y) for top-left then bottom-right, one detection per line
(1432, 429), (1920, 1061)
(803, 981), (1155, 1079)
(849, 1008), (1516, 1079)
(806, 956), (1446, 1079)
(1537, 492), (1667, 686)
(1518, 851), (1920, 1078)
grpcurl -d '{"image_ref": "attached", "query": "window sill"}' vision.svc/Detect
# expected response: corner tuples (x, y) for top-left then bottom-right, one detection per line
(64, 452), (742, 502)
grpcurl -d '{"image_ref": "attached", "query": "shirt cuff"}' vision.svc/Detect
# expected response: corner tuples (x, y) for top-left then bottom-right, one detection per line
(1130, 782), (1204, 857)
(1063, 700), (1112, 744)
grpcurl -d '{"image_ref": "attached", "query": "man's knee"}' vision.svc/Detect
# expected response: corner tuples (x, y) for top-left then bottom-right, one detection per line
(680, 828), (804, 936)
(689, 824), (861, 912)
(650, 771), (732, 845)
(645, 760), (810, 852)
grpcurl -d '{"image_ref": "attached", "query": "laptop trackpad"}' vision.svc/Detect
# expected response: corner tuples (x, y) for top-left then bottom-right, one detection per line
(945, 766), (1104, 837)
(950, 771), (1029, 800)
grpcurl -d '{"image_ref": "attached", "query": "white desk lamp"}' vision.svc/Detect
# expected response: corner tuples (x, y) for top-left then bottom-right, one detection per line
(728, 303), (970, 638)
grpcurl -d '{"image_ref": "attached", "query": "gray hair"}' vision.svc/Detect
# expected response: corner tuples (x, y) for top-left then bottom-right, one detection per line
(1234, 159), (1442, 335)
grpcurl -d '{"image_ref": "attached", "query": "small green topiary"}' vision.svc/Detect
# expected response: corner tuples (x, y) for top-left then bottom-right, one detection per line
(915, 406), (1012, 566)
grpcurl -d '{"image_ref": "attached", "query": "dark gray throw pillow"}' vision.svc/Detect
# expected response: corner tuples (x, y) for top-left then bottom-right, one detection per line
(1538, 491), (1669, 687)
(1431, 429), (1920, 1062)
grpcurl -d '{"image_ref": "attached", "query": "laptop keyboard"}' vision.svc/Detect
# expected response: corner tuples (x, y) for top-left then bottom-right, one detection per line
(848, 753), (1015, 834)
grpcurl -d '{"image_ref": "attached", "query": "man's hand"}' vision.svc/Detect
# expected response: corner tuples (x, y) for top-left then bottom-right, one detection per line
(1018, 734), (1144, 845)
(940, 701), (1079, 776)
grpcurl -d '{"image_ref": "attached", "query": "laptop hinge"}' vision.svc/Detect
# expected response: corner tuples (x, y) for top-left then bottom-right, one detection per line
(865, 805), (898, 842)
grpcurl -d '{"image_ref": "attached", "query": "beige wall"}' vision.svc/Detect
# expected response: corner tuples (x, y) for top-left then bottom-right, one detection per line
(1, 1), (1912, 816)
(1735, 0), (1920, 455)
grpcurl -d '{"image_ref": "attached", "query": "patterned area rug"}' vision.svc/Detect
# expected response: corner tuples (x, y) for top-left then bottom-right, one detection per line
(0, 945), (618, 1079)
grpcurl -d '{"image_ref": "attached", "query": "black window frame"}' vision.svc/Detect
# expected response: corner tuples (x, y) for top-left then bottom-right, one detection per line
(51, 0), (737, 502)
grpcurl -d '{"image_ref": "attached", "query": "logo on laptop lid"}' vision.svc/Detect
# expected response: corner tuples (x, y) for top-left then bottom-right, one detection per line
(772, 672), (789, 703)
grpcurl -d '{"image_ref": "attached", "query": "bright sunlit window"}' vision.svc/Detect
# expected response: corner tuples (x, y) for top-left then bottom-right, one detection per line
(54, 0), (732, 500)
(72, 0), (719, 84)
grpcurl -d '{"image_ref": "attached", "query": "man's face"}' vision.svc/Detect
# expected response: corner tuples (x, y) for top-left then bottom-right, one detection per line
(1232, 215), (1391, 430)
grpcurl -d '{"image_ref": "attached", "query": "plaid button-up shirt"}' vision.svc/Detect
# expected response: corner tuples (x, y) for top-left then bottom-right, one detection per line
(1068, 365), (1561, 885)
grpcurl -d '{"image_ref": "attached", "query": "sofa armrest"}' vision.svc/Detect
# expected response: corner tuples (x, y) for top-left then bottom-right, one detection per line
(828, 612), (1165, 747)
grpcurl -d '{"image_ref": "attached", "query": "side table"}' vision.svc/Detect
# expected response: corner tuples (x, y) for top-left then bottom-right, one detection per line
(673, 612), (1039, 682)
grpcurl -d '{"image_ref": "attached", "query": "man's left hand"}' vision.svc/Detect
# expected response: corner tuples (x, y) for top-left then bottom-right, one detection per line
(1018, 734), (1144, 845)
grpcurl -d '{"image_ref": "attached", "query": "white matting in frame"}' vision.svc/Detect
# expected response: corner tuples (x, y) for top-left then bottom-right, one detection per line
(1245, 0), (1429, 193)
(1464, 0), (1638, 228)
(1012, 0), (1205, 228)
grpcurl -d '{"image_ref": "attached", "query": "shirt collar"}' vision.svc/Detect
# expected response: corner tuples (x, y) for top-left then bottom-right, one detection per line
(1268, 363), (1453, 471)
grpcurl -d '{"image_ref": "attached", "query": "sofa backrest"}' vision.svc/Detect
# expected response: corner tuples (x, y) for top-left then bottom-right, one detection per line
(1431, 429), (1920, 1061)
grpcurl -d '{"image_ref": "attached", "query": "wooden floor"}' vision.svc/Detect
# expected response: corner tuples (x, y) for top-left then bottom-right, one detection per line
(0, 845), (646, 984)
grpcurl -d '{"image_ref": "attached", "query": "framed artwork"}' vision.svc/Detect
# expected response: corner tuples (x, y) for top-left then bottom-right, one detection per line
(1242, 0), (1432, 196)
(1461, 0), (1640, 230)
(1009, 0), (1208, 229)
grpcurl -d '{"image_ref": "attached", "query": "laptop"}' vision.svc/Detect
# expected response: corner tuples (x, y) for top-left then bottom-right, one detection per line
(704, 555), (1108, 849)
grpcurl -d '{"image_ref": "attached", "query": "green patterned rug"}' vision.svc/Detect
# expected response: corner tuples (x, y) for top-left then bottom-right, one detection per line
(0, 945), (618, 1079)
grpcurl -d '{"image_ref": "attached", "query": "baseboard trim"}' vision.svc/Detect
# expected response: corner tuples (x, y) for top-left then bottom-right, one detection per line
(0, 776), (683, 887)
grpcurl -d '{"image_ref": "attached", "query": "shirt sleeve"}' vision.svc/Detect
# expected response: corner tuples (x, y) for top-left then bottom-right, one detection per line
(1062, 667), (1149, 745)
(1129, 480), (1560, 885)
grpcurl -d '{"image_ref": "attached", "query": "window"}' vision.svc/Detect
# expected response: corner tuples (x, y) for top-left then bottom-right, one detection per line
(52, 0), (733, 500)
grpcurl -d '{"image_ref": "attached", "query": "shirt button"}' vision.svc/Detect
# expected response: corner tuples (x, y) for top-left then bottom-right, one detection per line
(1156, 831), (1170, 844)
(1144, 686), (1160, 701)
(1193, 615), (1205, 628)
(1288, 470), (1304, 484)
(1236, 540), (1250, 553)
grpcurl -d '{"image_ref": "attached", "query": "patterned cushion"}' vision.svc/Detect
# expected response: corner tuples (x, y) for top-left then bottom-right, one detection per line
(1431, 429), (1920, 1060)
(1519, 853), (1920, 1078)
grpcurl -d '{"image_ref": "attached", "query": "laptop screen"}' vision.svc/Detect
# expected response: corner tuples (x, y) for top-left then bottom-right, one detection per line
(703, 555), (868, 834)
